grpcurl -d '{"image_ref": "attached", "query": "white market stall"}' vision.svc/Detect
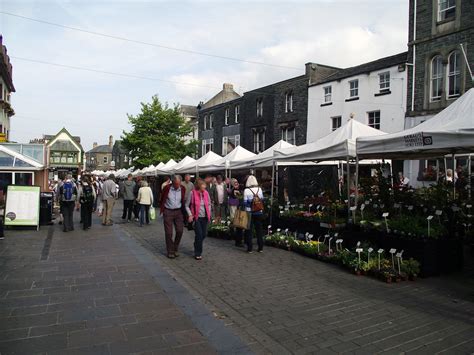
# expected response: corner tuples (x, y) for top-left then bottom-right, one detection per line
(199, 146), (256, 175)
(166, 156), (196, 175)
(155, 159), (177, 176)
(174, 151), (221, 175)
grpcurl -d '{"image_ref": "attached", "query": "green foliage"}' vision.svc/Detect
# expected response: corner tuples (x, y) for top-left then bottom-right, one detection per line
(121, 96), (198, 168)
(401, 258), (420, 276)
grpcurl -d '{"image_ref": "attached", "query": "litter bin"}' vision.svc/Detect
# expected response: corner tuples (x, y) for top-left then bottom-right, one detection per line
(40, 192), (54, 225)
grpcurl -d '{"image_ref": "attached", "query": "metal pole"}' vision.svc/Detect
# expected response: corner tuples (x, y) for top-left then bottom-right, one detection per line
(270, 161), (276, 225)
(355, 156), (360, 207)
(346, 156), (351, 218)
(452, 153), (456, 198)
(390, 160), (395, 188)
(468, 154), (472, 200)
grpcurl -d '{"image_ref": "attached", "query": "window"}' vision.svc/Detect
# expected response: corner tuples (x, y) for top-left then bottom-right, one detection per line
(324, 86), (332, 103)
(368, 111), (381, 130)
(224, 107), (230, 125)
(203, 114), (208, 130)
(331, 116), (342, 131)
(256, 98), (263, 117)
(379, 72), (390, 91)
(234, 104), (240, 123)
(209, 113), (214, 129)
(431, 55), (444, 101)
(202, 138), (214, 155)
(281, 127), (296, 145)
(103, 156), (108, 164)
(285, 92), (293, 113)
(448, 51), (461, 98)
(349, 80), (359, 97)
(438, 0), (455, 21)
(222, 135), (240, 155)
(253, 129), (265, 153)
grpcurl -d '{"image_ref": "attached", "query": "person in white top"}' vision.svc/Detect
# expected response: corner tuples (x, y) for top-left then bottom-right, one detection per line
(136, 181), (154, 226)
(243, 175), (265, 253)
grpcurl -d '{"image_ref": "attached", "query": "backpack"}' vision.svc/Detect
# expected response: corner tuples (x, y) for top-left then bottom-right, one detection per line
(82, 185), (94, 204)
(62, 181), (75, 201)
(250, 188), (264, 213)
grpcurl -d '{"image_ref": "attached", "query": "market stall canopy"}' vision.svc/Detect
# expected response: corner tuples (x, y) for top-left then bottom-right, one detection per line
(167, 156), (196, 174)
(275, 119), (386, 162)
(199, 146), (256, 172)
(142, 164), (156, 176)
(156, 159), (177, 175)
(175, 151), (222, 174)
(231, 140), (294, 169)
(357, 88), (474, 159)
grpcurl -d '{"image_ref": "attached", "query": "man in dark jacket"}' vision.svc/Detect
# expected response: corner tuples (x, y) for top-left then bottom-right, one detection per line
(120, 174), (136, 222)
(160, 175), (186, 259)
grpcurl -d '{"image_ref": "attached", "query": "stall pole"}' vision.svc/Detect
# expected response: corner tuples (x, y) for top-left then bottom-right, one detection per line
(436, 158), (439, 182)
(452, 153), (456, 198)
(346, 156), (351, 218)
(468, 154), (472, 200)
(389, 160), (395, 188)
(355, 156), (360, 209)
(337, 161), (342, 197)
(269, 161), (276, 225)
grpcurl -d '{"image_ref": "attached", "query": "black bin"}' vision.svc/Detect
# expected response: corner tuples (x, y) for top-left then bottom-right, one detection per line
(40, 192), (54, 225)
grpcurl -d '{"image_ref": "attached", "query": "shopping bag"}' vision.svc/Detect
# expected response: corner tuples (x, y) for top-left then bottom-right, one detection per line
(233, 209), (251, 230)
(149, 207), (156, 221)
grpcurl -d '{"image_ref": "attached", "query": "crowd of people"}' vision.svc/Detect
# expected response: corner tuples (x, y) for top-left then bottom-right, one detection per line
(49, 172), (267, 261)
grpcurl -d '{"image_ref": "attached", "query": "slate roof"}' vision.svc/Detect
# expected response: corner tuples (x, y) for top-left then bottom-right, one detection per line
(87, 144), (113, 154)
(180, 105), (198, 117)
(311, 52), (408, 87)
(44, 134), (81, 144)
(49, 140), (81, 152)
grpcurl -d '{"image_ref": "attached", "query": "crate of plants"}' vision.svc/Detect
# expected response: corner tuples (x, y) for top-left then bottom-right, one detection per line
(207, 220), (232, 240)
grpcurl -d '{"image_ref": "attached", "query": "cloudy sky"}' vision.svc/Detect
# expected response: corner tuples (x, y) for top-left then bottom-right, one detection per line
(1, 0), (408, 150)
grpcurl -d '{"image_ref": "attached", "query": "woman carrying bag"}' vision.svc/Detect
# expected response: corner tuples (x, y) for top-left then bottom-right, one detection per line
(186, 179), (211, 260)
(243, 175), (265, 253)
(136, 181), (154, 227)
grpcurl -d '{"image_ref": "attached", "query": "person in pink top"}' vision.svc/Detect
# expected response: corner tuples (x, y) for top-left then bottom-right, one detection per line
(185, 179), (211, 260)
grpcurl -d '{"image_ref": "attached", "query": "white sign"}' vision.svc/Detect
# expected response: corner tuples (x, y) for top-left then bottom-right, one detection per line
(5, 186), (41, 227)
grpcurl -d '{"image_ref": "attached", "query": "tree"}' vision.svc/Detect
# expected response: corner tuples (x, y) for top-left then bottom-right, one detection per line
(121, 96), (198, 168)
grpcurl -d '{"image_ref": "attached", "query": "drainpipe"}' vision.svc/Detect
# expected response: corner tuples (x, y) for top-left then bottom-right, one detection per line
(411, 0), (417, 113)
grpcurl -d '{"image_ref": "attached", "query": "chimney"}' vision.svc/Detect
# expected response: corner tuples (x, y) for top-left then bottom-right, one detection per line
(93, 142), (98, 149)
(223, 83), (234, 92)
(109, 135), (113, 147)
(305, 62), (316, 76)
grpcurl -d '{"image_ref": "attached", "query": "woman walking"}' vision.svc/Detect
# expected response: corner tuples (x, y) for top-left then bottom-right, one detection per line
(243, 175), (265, 253)
(77, 176), (96, 230)
(186, 179), (211, 260)
(137, 181), (153, 226)
(229, 178), (244, 247)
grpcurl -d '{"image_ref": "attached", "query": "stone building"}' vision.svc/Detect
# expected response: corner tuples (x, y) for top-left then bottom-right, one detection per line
(85, 135), (115, 171)
(198, 64), (340, 157)
(0, 35), (15, 142)
(111, 140), (129, 170)
(404, 0), (474, 185)
(180, 104), (199, 146)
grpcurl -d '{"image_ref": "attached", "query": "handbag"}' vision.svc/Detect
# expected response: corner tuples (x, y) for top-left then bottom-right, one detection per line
(149, 207), (156, 221)
(233, 209), (251, 230)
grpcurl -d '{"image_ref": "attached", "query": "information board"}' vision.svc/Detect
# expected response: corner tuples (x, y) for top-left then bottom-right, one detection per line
(4, 185), (40, 227)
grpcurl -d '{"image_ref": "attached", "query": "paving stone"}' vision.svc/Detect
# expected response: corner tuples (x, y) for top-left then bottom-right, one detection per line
(0, 328), (29, 342)
(29, 321), (87, 337)
(68, 325), (126, 347)
(0, 333), (67, 354)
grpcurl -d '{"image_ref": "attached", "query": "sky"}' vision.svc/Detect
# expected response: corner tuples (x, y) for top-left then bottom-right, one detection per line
(1, 0), (408, 151)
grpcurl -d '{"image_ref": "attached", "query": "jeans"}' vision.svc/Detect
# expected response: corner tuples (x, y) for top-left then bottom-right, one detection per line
(133, 201), (140, 219)
(140, 204), (150, 226)
(194, 217), (208, 257)
(122, 199), (134, 220)
(81, 202), (93, 230)
(244, 213), (264, 252)
(62, 201), (75, 232)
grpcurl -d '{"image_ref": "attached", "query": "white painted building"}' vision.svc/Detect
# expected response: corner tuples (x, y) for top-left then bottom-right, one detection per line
(0, 36), (15, 142)
(307, 53), (408, 143)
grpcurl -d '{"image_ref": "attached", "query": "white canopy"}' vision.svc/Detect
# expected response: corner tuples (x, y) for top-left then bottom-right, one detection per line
(199, 146), (256, 172)
(143, 164), (156, 176)
(168, 156), (196, 174)
(175, 151), (222, 174)
(231, 140), (294, 169)
(357, 88), (474, 158)
(156, 159), (177, 175)
(275, 119), (386, 162)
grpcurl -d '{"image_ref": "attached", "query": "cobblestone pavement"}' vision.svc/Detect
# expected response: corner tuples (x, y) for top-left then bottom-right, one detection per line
(120, 209), (474, 355)
(0, 209), (249, 355)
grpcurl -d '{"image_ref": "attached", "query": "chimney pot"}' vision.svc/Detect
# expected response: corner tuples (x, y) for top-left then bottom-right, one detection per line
(109, 135), (113, 147)
(223, 83), (233, 91)
(93, 142), (98, 149)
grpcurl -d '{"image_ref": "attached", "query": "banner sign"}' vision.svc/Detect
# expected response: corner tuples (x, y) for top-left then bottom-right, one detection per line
(4, 185), (40, 227)
(403, 132), (433, 147)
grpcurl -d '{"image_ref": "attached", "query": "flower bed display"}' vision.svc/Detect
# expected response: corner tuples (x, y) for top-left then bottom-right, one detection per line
(207, 220), (232, 240)
(264, 232), (420, 282)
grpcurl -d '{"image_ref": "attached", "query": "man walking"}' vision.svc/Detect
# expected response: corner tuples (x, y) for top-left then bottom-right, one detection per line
(160, 175), (186, 259)
(181, 174), (194, 201)
(59, 174), (77, 232)
(120, 174), (136, 222)
(102, 174), (117, 226)
(211, 175), (228, 222)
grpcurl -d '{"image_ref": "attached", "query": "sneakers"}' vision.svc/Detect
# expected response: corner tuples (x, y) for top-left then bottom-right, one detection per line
(167, 253), (175, 259)
(195, 256), (202, 260)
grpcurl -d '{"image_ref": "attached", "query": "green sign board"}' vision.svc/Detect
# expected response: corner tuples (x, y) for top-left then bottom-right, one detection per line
(5, 185), (40, 227)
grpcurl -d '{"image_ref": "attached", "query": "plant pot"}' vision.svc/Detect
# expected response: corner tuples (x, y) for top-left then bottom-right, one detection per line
(409, 274), (418, 281)
(385, 276), (392, 283)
